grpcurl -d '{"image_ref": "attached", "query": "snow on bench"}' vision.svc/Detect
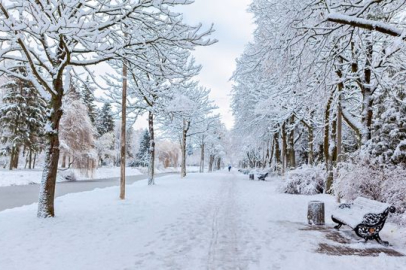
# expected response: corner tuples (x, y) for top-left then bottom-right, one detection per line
(258, 172), (268, 181)
(331, 197), (396, 246)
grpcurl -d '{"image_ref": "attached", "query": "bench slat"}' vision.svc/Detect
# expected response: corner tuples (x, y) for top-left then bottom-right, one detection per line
(332, 197), (390, 228)
(353, 197), (390, 213)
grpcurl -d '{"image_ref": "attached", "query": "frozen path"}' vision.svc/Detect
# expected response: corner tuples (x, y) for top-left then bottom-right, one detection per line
(0, 173), (173, 211)
(0, 171), (405, 270)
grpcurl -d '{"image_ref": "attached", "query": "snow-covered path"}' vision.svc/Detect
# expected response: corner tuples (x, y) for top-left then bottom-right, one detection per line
(0, 171), (405, 270)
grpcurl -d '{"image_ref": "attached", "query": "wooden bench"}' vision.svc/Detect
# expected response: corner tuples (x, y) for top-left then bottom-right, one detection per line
(258, 172), (268, 181)
(331, 197), (396, 246)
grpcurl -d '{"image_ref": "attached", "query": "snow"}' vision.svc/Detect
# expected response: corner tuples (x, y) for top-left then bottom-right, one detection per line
(327, 13), (403, 37)
(0, 167), (143, 187)
(0, 171), (405, 269)
(332, 197), (391, 229)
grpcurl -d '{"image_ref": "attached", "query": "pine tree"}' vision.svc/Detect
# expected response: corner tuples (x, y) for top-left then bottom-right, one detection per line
(134, 129), (150, 167)
(126, 127), (135, 159)
(369, 90), (406, 165)
(96, 103), (115, 136)
(0, 70), (47, 169)
(81, 77), (98, 124)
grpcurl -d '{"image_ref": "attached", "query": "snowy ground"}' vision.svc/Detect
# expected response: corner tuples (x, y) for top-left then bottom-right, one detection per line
(137, 166), (201, 174)
(0, 166), (200, 187)
(0, 171), (405, 270)
(0, 167), (143, 187)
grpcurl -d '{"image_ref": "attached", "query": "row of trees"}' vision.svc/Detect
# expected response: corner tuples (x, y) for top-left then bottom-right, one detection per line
(0, 0), (224, 217)
(0, 69), (227, 175)
(0, 73), (116, 171)
(232, 0), (406, 192)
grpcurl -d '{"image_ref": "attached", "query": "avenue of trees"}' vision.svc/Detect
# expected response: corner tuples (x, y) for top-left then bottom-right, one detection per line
(0, 0), (224, 218)
(231, 0), (406, 218)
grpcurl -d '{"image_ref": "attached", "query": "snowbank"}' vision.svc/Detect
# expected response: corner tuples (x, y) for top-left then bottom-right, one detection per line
(0, 167), (143, 187)
(0, 172), (405, 269)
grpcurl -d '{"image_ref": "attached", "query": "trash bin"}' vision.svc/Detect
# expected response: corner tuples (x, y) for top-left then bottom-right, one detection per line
(307, 201), (325, 225)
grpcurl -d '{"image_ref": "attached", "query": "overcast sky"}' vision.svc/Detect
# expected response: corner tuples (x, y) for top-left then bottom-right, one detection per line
(130, 0), (255, 130)
(176, 0), (255, 130)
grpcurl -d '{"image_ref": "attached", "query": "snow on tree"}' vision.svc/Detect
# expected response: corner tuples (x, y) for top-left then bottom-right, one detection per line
(205, 121), (228, 172)
(95, 131), (116, 167)
(96, 103), (115, 137)
(0, 70), (46, 170)
(231, 0), (406, 197)
(162, 82), (218, 177)
(104, 46), (211, 185)
(80, 77), (98, 125)
(0, 0), (215, 217)
(134, 129), (151, 167)
(368, 87), (406, 165)
(59, 83), (97, 178)
(156, 140), (180, 168)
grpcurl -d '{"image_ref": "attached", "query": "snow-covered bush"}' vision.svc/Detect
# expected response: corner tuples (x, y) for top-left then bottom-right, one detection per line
(381, 171), (406, 225)
(58, 170), (77, 182)
(280, 165), (325, 195)
(334, 157), (406, 225)
(334, 158), (384, 201)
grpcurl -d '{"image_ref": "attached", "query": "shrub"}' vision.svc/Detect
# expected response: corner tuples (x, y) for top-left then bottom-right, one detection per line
(280, 164), (325, 195)
(334, 158), (406, 225)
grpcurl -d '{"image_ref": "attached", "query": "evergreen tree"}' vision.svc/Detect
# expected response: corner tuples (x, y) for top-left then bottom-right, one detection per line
(134, 129), (150, 167)
(126, 127), (135, 159)
(81, 77), (97, 124)
(0, 70), (47, 169)
(369, 90), (406, 165)
(96, 103), (114, 136)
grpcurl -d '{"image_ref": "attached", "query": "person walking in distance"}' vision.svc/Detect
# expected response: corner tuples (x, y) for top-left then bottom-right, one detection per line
(228, 164), (232, 172)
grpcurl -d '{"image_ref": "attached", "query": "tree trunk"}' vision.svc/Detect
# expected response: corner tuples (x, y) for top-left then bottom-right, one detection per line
(335, 63), (344, 164)
(9, 146), (20, 170)
(199, 142), (205, 173)
(61, 153), (66, 168)
(330, 119), (337, 165)
(216, 157), (221, 170)
(28, 149), (33, 170)
(282, 122), (287, 174)
(9, 147), (15, 170)
(37, 92), (63, 218)
(148, 111), (155, 185)
(325, 93), (333, 193)
(180, 119), (188, 178)
(209, 154), (215, 172)
(33, 153), (37, 169)
(288, 116), (296, 169)
(13, 147), (20, 169)
(120, 58), (127, 199)
(351, 39), (374, 145)
(274, 133), (281, 172)
(268, 137), (275, 168)
(337, 105), (343, 163)
(300, 119), (314, 166)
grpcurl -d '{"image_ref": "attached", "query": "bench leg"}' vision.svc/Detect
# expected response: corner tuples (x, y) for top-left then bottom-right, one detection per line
(374, 235), (389, 246)
(331, 216), (343, 230)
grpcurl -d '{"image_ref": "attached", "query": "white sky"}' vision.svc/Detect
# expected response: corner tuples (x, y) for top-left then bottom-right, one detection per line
(176, 0), (255, 130)
(132, 0), (255, 130)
